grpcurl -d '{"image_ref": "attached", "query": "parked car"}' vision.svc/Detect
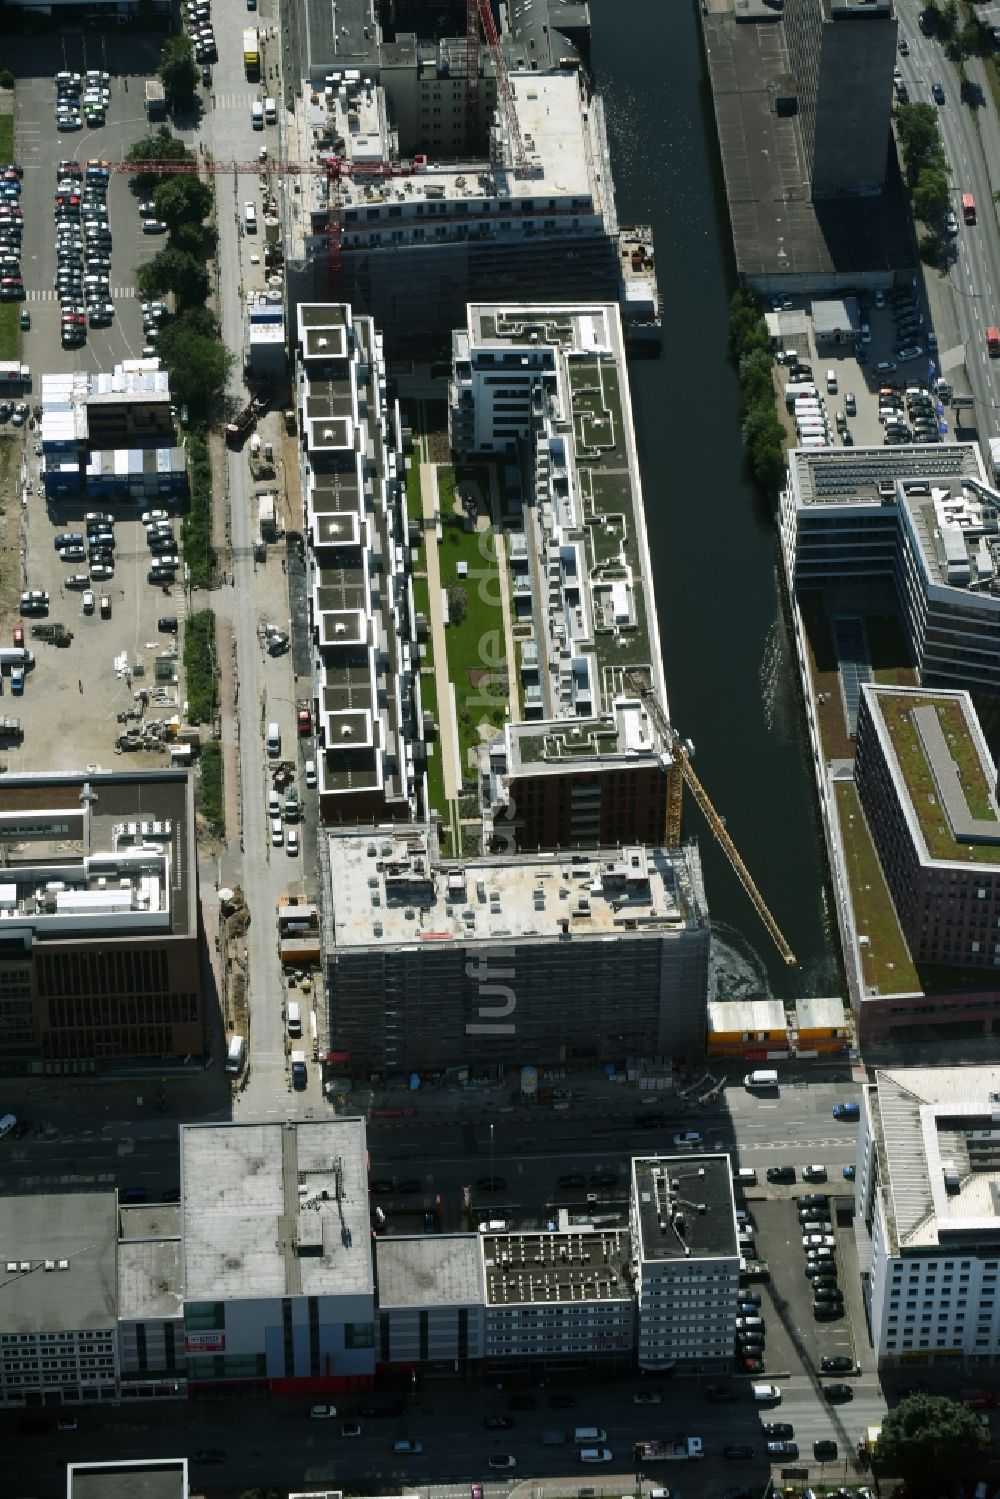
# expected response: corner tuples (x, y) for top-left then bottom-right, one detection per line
(766, 1165), (796, 1183)
(833, 1102), (860, 1121)
(823, 1383), (854, 1402)
(814, 1440), (839, 1460)
(801, 1164), (827, 1181)
(767, 1441), (798, 1458)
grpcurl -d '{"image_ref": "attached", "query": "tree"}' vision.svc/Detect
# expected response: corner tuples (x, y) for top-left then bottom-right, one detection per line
(896, 103), (945, 185)
(912, 167), (951, 223)
(155, 321), (233, 415)
(137, 247), (210, 307)
(126, 127), (193, 195)
(738, 349), (775, 411)
(153, 175), (213, 233)
(159, 34), (198, 113)
(170, 220), (208, 259)
(0, 69), (15, 90)
(876, 1394), (987, 1495)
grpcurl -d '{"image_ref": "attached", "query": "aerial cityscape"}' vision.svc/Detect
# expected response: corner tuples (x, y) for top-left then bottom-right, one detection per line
(4, 0), (1000, 1497)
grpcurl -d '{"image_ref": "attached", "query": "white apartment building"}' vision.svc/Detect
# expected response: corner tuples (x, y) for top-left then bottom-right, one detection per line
(631, 1155), (740, 1371)
(0, 1194), (119, 1406)
(857, 1066), (1000, 1365)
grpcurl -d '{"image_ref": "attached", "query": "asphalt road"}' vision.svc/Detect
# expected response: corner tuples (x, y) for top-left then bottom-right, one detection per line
(895, 0), (1000, 430)
(2, 1368), (886, 1499)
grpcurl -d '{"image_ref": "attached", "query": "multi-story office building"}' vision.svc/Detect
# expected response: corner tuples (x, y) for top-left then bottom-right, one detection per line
(326, 823), (710, 1072)
(0, 769), (201, 1076)
(0, 1193), (119, 1406)
(375, 1235), (486, 1367)
(630, 1154), (740, 1371)
(857, 1065), (1000, 1365)
(180, 1119), (375, 1393)
(449, 302), (680, 850)
(855, 684), (1000, 971)
(784, 0), (897, 198)
(781, 444), (1000, 696)
(295, 303), (419, 826)
(117, 1200), (186, 1399)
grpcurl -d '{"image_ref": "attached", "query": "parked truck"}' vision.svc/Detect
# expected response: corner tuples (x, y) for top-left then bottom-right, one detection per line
(145, 80), (166, 120)
(243, 26), (260, 79)
(634, 1439), (704, 1463)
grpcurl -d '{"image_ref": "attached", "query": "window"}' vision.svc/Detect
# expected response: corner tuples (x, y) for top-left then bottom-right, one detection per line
(344, 1322), (374, 1349)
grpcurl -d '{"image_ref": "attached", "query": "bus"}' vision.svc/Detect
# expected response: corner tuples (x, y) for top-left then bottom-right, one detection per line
(962, 193), (977, 224)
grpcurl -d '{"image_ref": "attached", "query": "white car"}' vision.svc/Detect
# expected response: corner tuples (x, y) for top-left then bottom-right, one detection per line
(672, 1130), (702, 1147)
(488, 1456), (516, 1472)
(271, 816), (283, 847)
(801, 1164), (827, 1182)
(310, 1403), (337, 1419)
(142, 509), (169, 525)
(579, 1449), (613, 1464)
(244, 201), (257, 231)
(802, 1234), (836, 1249)
(0, 1112), (17, 1138)
(82, 590), (95, 614)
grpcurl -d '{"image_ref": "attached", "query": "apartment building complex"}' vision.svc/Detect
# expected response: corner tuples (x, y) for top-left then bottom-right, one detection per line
(855, 684), (1000, 971)
(857, 1066), (1000, 1366)
(631, 1155), (740, 1372)
(325, 823), (710, 1072)
(781, 444), (1000, 696)
(449, 302), (680, 851)
(295, 303), (419, 827)
(0, 770), (201, 1076)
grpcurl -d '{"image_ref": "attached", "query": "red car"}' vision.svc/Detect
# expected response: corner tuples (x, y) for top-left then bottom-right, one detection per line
(297, 706), (312, 736)
(12, 625), (23, 647)
(742, 1356), (764, 1373)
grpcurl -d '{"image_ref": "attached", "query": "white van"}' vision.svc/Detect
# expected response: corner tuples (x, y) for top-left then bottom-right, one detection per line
(753, 1383), (782, 1403)
(268, 790), (281, 817)
(287, 1001), (302, 1037)
(826, 369), (838, 394)
(732, 1166), (758, 1185)
(251, 100), (264, 129)
(264, 95), (277, 123)
(266, 721), (281, 757)
(745, 1069), (778, 1089)
(225, 1035), (245, 1076)
(305, 758), (317, 788)
(574, 1428), (607, 1445)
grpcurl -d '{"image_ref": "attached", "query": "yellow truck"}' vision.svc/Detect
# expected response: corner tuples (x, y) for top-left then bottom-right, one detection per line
(243, 27), (260, 79)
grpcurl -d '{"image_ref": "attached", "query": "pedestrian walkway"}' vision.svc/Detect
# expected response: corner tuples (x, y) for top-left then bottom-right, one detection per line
(25, 286), (137, 302)
(421, 460), (462, 802)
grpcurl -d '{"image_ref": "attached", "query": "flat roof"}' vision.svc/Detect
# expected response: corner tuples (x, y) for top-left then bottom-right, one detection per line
(328, 825), (706, 950)
(861, 685), (1000, 866)
(870, 1066), (1000, 1253)
(0, 1192), (117, 1333)
(482, 1228), (632, 1306)
(707, 998), (787, 1033)
(181, 1119), (373, 1302)
(701, 4), (913, 284)
(69, 1461), (188, 1499)
(632, 1155), (738, 1264)
(458, 303), (671, 771)
(117, 1234), (183, 1323)
(375, 1235), (484, 1308)
(0, 769), (196, 940)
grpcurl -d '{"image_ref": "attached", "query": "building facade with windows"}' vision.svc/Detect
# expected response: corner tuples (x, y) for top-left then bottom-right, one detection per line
(180, 1120), (375, 1393)
(0, 769), (201, 1076)
(854, 684), (1000, 970)
(0, 1194), (119, 1407)
(857, 1066), (1000, 1365)
(630, 1154), (740, 1371)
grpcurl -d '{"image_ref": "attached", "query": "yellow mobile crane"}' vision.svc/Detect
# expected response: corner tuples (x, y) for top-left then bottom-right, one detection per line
(626, 672), (797, 968)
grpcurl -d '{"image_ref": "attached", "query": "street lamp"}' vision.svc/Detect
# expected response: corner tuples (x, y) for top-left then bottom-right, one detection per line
(490, 1121), (495, 1186)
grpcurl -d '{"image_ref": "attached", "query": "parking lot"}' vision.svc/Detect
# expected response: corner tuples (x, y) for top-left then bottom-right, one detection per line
(776, 286), (966, 452)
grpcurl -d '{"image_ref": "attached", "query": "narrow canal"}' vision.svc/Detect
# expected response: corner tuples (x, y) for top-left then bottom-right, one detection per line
(591, 0), (839, 1000)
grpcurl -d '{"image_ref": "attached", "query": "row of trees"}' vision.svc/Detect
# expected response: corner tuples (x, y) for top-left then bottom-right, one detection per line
(728, 289), (786, 496)
(126, 126), (232, 419)
(158, 34), (198, 114)
(896, 102), (950, 223)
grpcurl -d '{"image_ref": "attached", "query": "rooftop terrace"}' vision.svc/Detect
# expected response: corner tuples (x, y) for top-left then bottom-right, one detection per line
(327, 824), (702, 950)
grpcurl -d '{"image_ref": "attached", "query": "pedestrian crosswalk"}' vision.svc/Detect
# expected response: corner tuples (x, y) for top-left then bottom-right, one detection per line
(25, 287), (136, 302)
(212, 92), (258, 112)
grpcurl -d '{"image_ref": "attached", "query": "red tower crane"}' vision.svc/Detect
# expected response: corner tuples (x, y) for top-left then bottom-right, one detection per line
(467, 0), (527, 174)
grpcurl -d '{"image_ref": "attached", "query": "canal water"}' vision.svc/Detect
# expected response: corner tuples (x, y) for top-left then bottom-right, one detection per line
(591, 0), (838, 1001)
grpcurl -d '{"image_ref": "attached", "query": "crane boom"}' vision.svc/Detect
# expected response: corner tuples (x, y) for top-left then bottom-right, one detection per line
(625, 671), (796, 967)
(476, 0), (527, 173)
